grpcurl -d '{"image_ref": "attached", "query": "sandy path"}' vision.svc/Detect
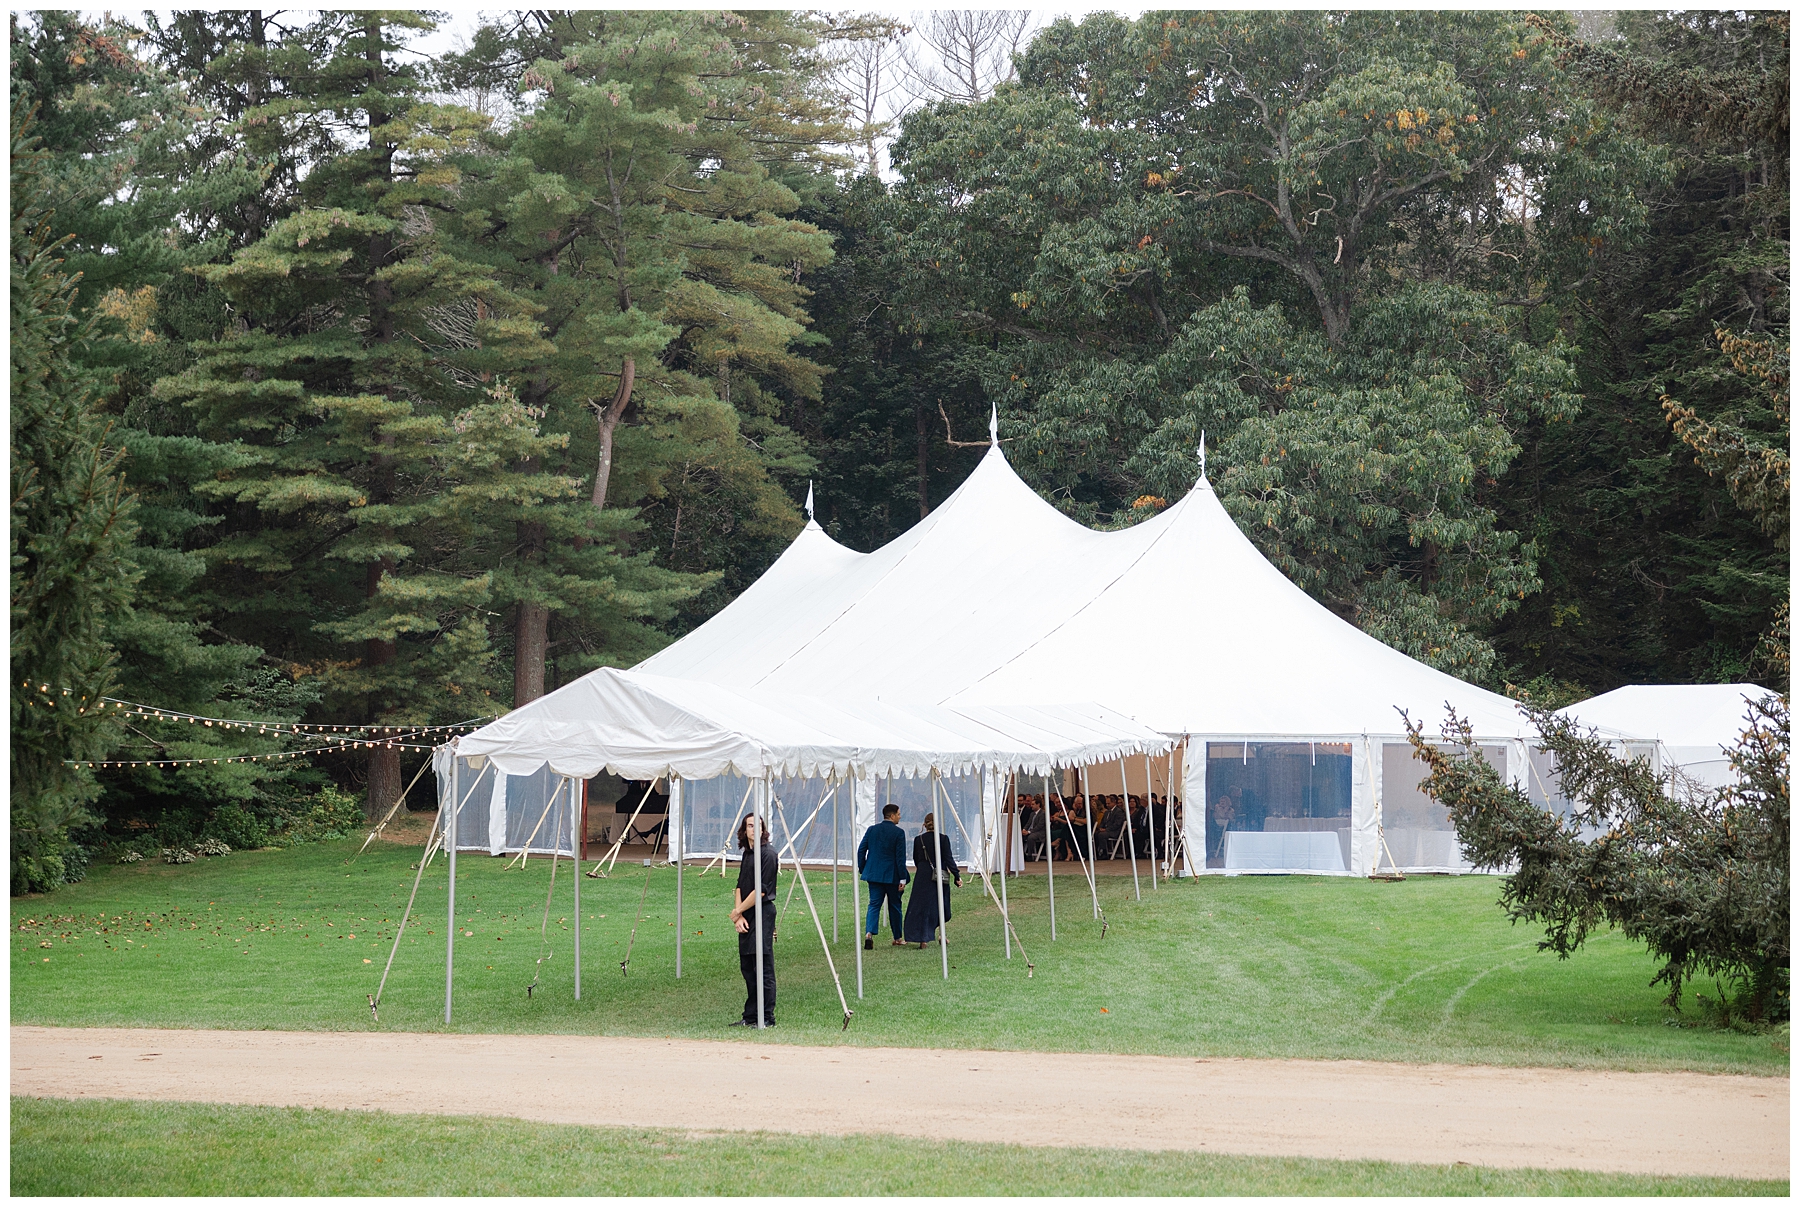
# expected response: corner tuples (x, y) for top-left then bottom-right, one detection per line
(11, 1026), (1787, 1180)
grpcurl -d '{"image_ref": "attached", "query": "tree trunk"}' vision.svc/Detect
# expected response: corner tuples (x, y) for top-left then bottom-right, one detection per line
(364, 552), (399, 822)
(592, 357), (635, 511)
(513, 494), (548, 706)
(915, 401), (930, 518)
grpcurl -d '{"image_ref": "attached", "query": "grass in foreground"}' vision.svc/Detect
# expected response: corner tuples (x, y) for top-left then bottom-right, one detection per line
(11, 1097), (1785, 1197)
(10, 836), (1790, 1074)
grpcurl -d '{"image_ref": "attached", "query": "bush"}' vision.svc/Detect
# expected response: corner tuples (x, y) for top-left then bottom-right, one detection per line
(161, 847), (196, 865)
(194, 838), (231, 857)
(270, 785), (364, 846)
(60, 841), (90, 884)
(205, 804), (268, 851)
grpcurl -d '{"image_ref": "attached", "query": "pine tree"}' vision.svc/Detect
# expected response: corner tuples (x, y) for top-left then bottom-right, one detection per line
(10, 108), (138, 891)
(154, 12), (550, 818)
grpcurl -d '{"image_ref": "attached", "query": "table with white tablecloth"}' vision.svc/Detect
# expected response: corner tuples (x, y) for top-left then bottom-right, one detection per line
(1224, 829), (1347, 872)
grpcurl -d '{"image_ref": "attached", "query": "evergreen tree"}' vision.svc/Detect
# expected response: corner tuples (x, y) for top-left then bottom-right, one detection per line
(10, 108), (138, 891)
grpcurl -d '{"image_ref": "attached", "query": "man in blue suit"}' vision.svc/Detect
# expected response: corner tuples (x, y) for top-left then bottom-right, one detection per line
(858, 803), (909, 949)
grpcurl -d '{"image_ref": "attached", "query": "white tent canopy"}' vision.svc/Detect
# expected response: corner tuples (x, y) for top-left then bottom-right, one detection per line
(1557, 683), (1767, 790)
(458, 666), (1170, 783)
(639, 443), (1531, 740)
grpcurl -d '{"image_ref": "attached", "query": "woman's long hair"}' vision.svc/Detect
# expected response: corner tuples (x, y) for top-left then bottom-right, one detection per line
(737, 812), (765, 851)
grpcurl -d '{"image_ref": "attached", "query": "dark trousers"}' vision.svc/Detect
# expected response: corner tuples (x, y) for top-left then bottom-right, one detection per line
(738, 941), (776, 1024)
(863, 881), (903, 938)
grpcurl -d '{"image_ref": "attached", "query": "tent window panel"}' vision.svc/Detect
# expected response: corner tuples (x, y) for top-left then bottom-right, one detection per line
(679, 774), (874, 868)
(1380, 742), (1506, 871)
(1204, 743), (1352, 871)
(503, 765), (576, 857)
(875, 773), (982, 869)
(446, 757), (499, 852)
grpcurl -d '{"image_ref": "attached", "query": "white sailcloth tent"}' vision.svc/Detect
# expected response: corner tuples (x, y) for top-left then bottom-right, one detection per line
(1556, 683), (1769, 791)
(635, 438), (1539, 876)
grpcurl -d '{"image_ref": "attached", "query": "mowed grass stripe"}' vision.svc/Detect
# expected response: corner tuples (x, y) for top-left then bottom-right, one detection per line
(11, 838), (1790, 1074)
(10, 1097), (1786, 1197)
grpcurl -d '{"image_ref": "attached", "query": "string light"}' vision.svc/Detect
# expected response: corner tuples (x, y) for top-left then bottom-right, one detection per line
(31, 682), (498, 769)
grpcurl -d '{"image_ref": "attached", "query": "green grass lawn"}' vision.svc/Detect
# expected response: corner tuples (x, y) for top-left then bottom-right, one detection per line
(9, 1097), (1785, 1197)
(10, 836), (1789, 1074)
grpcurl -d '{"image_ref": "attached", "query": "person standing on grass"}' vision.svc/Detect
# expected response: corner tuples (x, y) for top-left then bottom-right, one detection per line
(903, 812), (960, 948)
(729, 813), (778, 1027)
(857, 802), (909, 949)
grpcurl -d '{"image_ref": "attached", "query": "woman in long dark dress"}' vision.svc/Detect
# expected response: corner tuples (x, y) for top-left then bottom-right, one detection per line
(902, 813), (960, 947)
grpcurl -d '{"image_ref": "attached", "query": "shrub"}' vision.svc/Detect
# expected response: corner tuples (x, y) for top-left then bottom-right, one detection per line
(117, 850), (142, 864)
(205, 804), (268, 851)
(161, 847), (196, 865)
(270, 785), (364, 846)
(194, 837), (231, 857)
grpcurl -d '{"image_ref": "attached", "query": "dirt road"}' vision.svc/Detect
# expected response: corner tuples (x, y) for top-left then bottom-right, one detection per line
(11, 1026), (1787, 1180)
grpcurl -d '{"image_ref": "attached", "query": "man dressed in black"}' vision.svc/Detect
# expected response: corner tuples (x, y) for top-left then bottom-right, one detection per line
(729, 812), (778, 1027)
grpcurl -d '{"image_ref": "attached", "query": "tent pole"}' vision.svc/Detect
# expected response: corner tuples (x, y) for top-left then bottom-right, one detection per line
(754, 778), (767, 1030)
(1169, 739), (1184, 878)
(1145, 752), (1160, 890)
(1079, 765), (1099, 919)
(939, 772), (1019, 966)
(851, 772), (863, 999)
(445, 748), (458, 1024)
(832, 771), (840, 943)
(1120, 756), (1141, 901)
(773, 800), (854, 1029)
(999, 771), (1012, 959)
(570, 777), (581, 1000)
(1043, 773), (1057, 941)
(675, 774), (684, 979)
(932, 772), (949, 981)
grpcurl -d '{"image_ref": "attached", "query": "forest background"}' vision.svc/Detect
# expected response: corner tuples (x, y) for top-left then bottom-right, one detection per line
(10, 9), (1788, 894)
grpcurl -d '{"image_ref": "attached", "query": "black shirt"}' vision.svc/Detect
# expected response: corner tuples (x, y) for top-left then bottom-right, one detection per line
(736, 841), (778, 909)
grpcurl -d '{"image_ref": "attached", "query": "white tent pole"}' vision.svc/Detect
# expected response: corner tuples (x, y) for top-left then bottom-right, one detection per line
(1078, 765), (1099, 919)
(774, 799), (854, 1029)
(1166, 741), (1180, 874)
(1043, 773), (1057, 941)
(1144, 751), (1159, 891)
(938, 772), (1015, 965)
(936, 769), (1036, 978)
(1119, 756), (1141, 901)
(675, 774), (684, 979)
(445, 748), (458, 1024)
(931, 771), (949, 981)
(832, 771), (840, 943)
(999, 771), (1012, 959)
(753, 777), (767, 1030)
(851, 771), (863, 999)
(569, 777), (581, 1000)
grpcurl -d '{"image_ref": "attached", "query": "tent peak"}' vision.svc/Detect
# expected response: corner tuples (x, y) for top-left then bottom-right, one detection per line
(804, 479), (814, 520)
(1198, 430), (1208, 483)
(989, 402), (999, 447)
